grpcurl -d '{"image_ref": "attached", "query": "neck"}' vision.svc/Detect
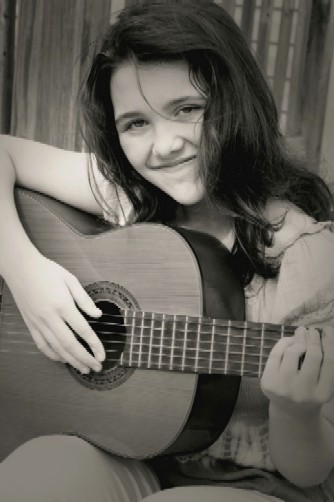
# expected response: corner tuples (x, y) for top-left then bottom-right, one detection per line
(174, 199), (235, 248)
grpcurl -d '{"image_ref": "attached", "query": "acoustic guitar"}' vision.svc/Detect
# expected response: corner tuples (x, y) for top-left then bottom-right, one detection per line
(0, 189), (295, 461)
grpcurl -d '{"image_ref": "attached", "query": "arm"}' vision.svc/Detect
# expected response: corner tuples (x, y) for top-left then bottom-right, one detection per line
(0, 135), (102, 275)
(0, 134), (104, 215)
(260, 221), (334, 487)
(0, 135), (106, 372)
(263, 327), (334, 488)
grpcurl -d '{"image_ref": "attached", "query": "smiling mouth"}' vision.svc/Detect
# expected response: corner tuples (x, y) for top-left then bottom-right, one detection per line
(148, 155), (197, 169)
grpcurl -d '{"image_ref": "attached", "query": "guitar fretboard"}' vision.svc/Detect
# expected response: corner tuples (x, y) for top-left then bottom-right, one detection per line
(119, 310), (296, 377)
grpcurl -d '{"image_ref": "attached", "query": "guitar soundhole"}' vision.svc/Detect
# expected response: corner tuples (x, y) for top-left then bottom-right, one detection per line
(85, 300), (126, 371)
(67, 281), (137, 390)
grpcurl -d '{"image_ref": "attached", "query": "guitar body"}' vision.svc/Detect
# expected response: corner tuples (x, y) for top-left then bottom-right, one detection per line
(0, 189), (244, 461)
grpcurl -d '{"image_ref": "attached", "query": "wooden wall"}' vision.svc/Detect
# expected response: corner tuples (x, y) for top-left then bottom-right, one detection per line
(0, 0), (333, 171)
(1, 0), (110, 150)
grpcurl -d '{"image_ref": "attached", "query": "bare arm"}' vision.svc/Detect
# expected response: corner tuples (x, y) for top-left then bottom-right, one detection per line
(0, 134), (104, 215)
(0, 135), (106, 372)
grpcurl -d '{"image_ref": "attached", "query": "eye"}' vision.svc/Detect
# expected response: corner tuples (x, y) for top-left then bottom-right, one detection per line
(177, 105), (205, 119)
(124, 119), (148, 132)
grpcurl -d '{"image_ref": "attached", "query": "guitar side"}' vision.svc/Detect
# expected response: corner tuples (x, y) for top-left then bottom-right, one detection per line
(0, 189), (242, 460)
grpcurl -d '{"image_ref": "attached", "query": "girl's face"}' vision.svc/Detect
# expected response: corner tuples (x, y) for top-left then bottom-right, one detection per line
(110, 60), (207, 205)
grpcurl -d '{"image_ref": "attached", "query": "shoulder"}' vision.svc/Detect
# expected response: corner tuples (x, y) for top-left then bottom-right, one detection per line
(263, 199), (334, 260)
(92, 165), (135, 226)
(246, 200), (334, 325)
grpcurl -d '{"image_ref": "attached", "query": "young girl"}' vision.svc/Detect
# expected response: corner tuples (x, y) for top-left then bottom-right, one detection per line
(0, 2), (334, 501)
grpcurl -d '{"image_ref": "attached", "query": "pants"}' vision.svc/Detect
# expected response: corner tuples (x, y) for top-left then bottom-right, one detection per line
(0, 435), (283, 502)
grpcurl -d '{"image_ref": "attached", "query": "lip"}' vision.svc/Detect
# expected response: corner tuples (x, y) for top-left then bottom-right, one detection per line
(147, 155), (197, 169)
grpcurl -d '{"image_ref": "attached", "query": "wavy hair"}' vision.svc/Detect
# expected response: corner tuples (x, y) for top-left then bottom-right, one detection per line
(80, 0), (333, 284)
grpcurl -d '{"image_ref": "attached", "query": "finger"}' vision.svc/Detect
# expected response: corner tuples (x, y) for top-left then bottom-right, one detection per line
(67, 307), (105, 363)
(279, 333), (307, 378)
(52, 317), (103, 371)
(297, 328), (323, 383)
(41, 320), (96, 373)
(317, 326), (334, 401)
(265, 336), (296, 373)
(65, 274), (102, 318)
(30, 328), (66, 362)
(294, 325), (308, 341)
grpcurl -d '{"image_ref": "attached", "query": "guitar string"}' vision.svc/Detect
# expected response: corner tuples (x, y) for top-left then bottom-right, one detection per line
(0, 332), (278, 350)
(0, 342), (269, 359)
(0, 328), (289, 349)
(0, 346), (270, 372)
(0, 318), (290, 336)
(0, 314), (296, 339)
(0, 309), (296, 334)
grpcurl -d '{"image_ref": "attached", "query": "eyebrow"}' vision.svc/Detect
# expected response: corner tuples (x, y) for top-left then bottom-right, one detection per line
(114, 95), (206, 127)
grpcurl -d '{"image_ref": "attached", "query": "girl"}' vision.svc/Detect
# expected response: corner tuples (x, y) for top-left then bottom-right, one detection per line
(0, 2), (334, 501)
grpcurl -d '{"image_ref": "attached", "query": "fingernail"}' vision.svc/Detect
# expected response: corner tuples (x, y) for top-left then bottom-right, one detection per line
(322, 326), (334, 338)
(96, 352), (105, 362)
(295, 326), (307, 339)
(307, 328), (319, 341)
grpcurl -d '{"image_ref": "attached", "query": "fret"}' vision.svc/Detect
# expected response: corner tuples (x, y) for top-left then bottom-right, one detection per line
(137, 311), (145, 367)
(158, 313), (165, 369)
(147, 312), (154, 369)
(259, 323), (265, 377)
(181, 316), (188, 371)
(240, 321), (247, 375)
(129, 310), (136, 367)
(194, 317), (201, 372)
(209, 319), (215, 374)
(119, 309), (126, 366)
(170, 315), (176, 370)
(224, 320), (231, 374)
(281, 324), (285, 339)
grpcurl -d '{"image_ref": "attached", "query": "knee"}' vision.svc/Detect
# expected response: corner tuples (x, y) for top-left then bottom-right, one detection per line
(0, 435), (101, 501)
(143, 487), (205, 502)
(0, 435), (160, 502)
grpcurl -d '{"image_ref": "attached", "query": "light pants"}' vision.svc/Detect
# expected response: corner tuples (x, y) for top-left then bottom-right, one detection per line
(0, 435), (283, 502)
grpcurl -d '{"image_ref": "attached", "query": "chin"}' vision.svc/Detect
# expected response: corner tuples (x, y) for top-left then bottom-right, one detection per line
(171, 187), (206, 206)
(177, 192), (205, 206)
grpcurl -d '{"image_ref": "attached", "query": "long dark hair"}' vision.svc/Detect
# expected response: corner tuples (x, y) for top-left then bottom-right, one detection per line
(80, 0), (333, 285)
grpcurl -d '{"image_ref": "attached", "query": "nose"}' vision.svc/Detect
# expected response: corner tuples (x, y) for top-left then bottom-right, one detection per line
(151, 122), (184, 158)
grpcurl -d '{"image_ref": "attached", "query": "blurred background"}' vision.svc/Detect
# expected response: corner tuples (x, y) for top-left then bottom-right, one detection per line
(0, 0), (333, 184)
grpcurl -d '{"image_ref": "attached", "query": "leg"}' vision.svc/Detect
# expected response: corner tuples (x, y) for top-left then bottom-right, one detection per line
(0, 435), (160, 502)
(142, 486), (283, 502)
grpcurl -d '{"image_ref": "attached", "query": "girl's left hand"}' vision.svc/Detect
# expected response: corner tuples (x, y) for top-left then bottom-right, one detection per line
(261, 326), (334, 419)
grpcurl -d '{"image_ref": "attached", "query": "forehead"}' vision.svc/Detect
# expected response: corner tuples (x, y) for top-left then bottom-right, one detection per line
(110, 60), (202, 116)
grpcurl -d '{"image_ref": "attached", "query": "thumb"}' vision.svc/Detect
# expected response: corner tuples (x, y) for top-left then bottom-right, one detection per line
(65, 274), (102, 318)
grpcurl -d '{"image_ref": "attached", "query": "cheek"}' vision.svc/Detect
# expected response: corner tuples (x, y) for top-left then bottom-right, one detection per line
(190, 119), (203, 147)
(119, 136), (148, 171)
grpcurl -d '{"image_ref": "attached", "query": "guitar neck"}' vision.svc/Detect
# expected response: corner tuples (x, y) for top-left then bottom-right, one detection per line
(119, 310), (296, 377)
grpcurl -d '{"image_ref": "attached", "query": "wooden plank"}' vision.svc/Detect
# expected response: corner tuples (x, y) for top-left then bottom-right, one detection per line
(0, 0), (16, 134)
(219, 0), (236, 17)
(285, 0), (312, 136)
(240, 0), (256, 44)
(272, 0), (294, 113)
(75, 0), (112, 151)
(300, 0), (334, 169)
(257, 0), (274, 70)
(10, 0), (110, 150)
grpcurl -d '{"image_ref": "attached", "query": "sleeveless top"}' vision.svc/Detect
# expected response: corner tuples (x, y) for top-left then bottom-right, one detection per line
(98, 176), (334, 473)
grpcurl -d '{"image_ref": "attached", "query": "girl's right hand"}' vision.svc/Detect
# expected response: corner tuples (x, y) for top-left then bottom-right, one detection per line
(5, 253), (105, 374)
